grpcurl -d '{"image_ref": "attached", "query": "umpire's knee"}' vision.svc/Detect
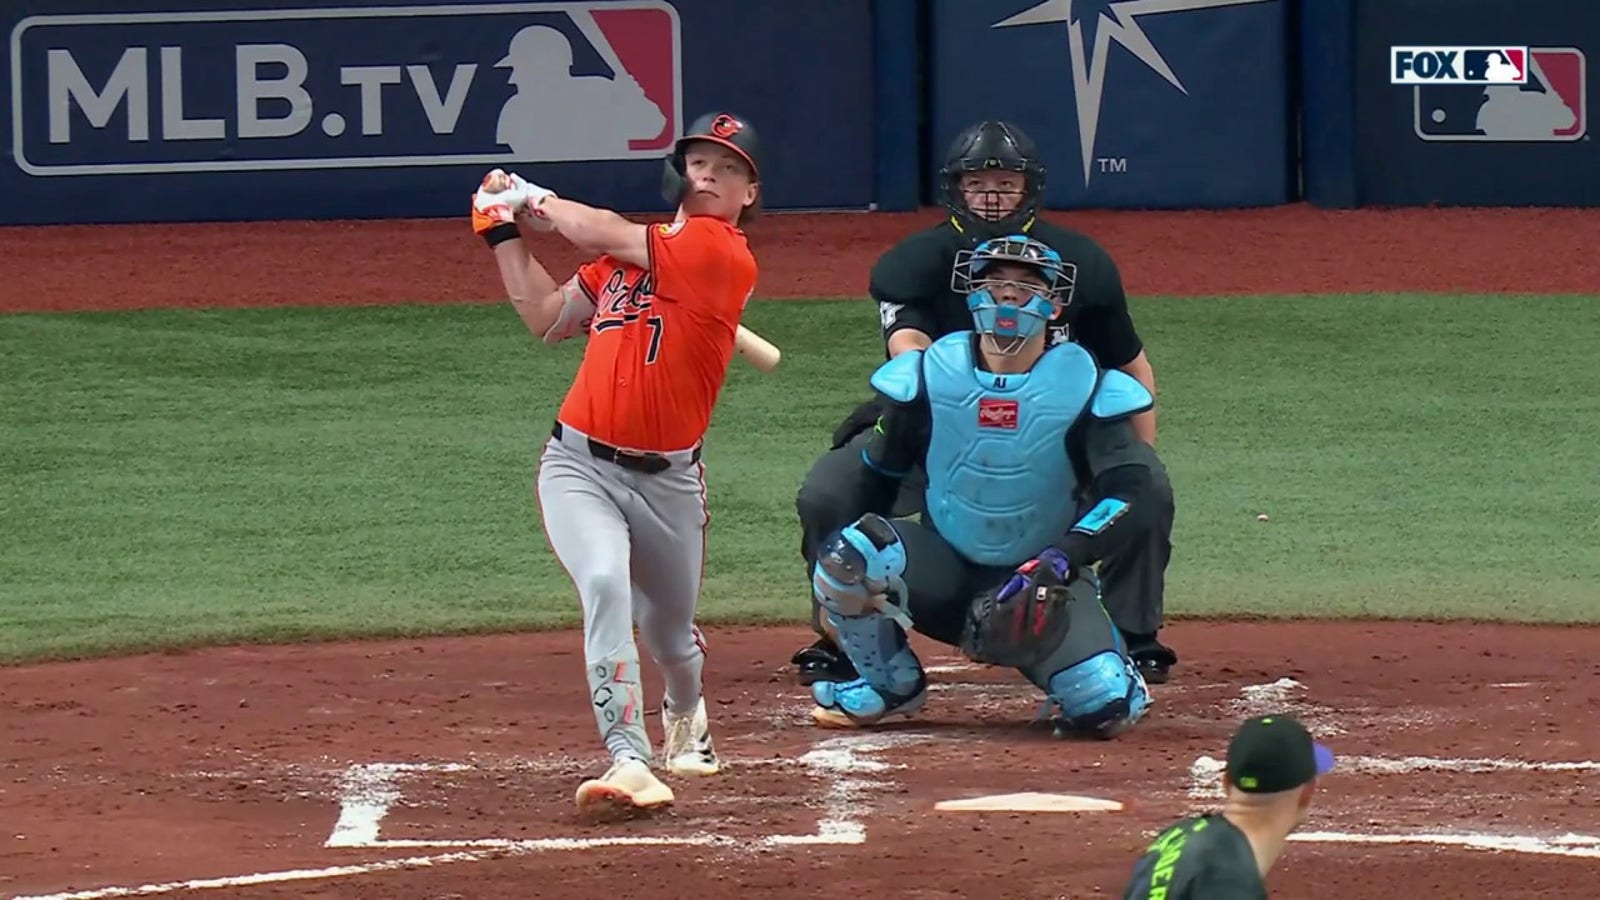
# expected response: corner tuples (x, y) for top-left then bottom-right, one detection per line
(796, 445), (857, 526)
(1129, 442), (1175, 528)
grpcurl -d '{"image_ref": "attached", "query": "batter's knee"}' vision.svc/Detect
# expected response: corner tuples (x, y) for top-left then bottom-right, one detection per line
(633, 601), (702, 666)
(574, 570), (632, 652)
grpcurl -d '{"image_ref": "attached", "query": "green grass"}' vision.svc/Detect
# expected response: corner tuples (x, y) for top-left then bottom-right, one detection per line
(3, 294), (1598, 663)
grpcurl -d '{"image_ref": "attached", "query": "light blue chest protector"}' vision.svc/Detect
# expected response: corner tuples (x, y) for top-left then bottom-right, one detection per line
(914, 334), (1098, 567)
(826, 332), (1156, 733)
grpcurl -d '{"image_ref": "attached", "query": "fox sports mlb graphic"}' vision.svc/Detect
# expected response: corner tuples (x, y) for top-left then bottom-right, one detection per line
(9, 2), (682, 175)
(1391, 45), (1586, 142)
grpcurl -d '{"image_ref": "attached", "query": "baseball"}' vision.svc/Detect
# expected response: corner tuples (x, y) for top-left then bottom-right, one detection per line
(1256, 513), (1270, 522)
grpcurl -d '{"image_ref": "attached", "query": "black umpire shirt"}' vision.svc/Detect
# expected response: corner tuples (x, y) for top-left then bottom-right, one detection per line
(1121, 814), (1269, 899)
(870, 219), (1144, 369)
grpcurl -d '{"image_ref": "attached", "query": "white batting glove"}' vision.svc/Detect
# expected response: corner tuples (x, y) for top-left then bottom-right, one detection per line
(506, 172), (558, 229)
(471, 168), (531, 235)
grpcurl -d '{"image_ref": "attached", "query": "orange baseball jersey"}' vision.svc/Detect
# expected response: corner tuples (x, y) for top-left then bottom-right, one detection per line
(556, 215), (758, 451)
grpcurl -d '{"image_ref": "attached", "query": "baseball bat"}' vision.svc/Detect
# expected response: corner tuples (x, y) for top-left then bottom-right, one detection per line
(736, 324), (781, 372)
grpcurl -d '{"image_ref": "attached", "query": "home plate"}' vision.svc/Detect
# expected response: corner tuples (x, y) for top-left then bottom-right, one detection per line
(934, 792), (1124, 813)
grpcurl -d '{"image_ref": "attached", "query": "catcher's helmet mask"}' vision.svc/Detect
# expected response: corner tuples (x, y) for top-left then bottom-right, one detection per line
(661, 111), (763, 221)
(952, 234), (1071, 356)
(939, 120), (1047, 239)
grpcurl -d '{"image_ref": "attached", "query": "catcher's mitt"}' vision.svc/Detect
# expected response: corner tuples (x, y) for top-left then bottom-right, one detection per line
(960, 549), (1077, 668)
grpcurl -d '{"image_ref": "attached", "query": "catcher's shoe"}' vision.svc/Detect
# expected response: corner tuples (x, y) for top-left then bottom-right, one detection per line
(662, 697), (720, 777)
(811, 677), (928, 728)
(574, 758), (674, 822)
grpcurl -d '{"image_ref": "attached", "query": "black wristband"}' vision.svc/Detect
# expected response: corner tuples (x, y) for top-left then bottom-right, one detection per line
(481, 222), (519, 248)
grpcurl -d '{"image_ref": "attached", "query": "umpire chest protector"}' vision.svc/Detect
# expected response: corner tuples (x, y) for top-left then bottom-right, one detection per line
(875, 333), (1098, 567)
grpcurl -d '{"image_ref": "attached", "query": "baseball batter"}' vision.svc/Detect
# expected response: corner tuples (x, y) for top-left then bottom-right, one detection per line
(1121, 714), (1336, 898)
(469, 111), (763, 820)
(803, 234), (1158, 737)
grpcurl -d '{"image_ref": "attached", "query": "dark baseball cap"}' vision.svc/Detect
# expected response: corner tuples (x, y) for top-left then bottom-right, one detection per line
(1225, 714), (1336, 793)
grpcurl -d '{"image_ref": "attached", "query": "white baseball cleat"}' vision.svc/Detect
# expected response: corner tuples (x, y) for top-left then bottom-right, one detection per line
(574, 758), (674, 822)
(662, 696), (720, 776)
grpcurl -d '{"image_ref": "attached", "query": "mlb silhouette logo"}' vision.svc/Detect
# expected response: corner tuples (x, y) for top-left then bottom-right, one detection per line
(1392, 46), (1527, 84)
(1462, 49), (1526, 83)
(493, 4), (680, 159)
(1414, 48), (1586, 142)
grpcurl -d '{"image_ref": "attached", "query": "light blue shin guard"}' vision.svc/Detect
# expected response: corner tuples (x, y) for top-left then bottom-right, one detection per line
(1016, 576), (1151, 739)
(1046, 650), (1152, 739)
(809, 515), (926, 721)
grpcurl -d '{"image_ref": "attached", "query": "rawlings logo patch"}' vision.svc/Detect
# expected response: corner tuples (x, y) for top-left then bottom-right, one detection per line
(978, 398), (1019, 429)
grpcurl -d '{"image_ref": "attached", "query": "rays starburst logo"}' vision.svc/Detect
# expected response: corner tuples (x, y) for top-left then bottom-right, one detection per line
(993, 0), (1274, 185)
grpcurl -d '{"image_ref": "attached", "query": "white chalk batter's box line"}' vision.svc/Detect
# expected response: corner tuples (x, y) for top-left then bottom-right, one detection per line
(13, 680), (1594, 898)
(1177, 678), (1600, 861)
(320, 738), (913, 852)
(8, 734), (927, 900)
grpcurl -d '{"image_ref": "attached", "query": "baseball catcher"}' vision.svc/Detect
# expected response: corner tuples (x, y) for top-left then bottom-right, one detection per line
(805, 234), (1157, 737)
(793, 120), (1176, 691)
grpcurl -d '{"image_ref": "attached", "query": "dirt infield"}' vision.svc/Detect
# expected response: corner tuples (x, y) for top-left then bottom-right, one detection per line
(4, 205), (1600, 899)
(4, 623), (1598, 899)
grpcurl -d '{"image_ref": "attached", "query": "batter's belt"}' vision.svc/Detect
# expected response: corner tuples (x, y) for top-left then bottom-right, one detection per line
(551, 421), (703, 475)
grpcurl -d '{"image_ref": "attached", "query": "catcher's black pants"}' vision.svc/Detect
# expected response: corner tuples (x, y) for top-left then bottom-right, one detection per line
(870, 517), (1012, 648)
(795, 428), (1175, 640)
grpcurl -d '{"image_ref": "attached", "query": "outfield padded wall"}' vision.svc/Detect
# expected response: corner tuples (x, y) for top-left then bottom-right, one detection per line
(0, 0), (881, 225)
(4, 0), (1595, 224)
(1307, 0), (1597, 207)
(926, 0), (1295, 210)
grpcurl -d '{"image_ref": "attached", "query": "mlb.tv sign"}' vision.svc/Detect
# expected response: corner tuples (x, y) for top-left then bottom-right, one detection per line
(8, 2), (681, 176)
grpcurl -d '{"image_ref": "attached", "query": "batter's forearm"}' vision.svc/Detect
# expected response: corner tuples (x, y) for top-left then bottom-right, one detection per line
(491, 239), (563, 338)
(538, 197), (647, 265)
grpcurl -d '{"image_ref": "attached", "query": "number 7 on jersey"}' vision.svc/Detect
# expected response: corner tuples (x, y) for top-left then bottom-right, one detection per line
(645, 314), (664, 364)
